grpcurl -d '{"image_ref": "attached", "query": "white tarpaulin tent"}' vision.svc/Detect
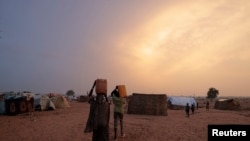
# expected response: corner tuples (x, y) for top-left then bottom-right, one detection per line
(168, 96), (196, 109)
(34, 94), (56, 111)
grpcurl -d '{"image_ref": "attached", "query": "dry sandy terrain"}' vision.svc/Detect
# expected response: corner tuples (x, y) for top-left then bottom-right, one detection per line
(0, 97), (250, 141)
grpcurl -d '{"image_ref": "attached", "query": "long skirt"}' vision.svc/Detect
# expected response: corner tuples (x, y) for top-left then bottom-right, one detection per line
(84, 96), (110, 141)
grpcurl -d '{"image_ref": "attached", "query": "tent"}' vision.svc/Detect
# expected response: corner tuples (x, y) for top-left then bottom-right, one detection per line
(50, 96), (70, 109)
(34, 94), (56, 111)
(168, 96), (196, 110)
(214, 98), (241, 110)
(67, 95), (77, 101)
(78, 95), (89, 102)
(0, 92), (35, 115)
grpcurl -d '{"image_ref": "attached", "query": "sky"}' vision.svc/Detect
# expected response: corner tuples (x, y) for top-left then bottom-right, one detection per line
(0, 0), (250, 97)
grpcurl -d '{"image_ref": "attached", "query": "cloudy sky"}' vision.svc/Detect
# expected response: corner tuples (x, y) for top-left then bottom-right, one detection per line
(0, 0), (249, 96)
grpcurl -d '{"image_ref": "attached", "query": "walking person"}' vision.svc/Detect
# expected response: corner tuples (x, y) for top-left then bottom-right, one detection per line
(84, 79), (110, 141)
(111, 86), (126, 141)
(185, 103), (190, 118)
(206, 101), (209, 111)
(191, 103), (195, 114)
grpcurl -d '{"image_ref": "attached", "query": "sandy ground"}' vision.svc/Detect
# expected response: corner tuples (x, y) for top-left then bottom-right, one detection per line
(0, 98), (250, 141)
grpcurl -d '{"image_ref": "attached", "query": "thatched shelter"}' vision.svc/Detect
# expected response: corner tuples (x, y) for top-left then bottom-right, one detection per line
(214, 98), (241, 110)
(127, 93), (167, 116)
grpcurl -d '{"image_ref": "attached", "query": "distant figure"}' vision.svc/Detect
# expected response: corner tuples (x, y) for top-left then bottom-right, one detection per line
(206, 101), (209, 111)
(185, 103), (190, 118)
(196, 102), (199, 110)
(111, 86), (126, 141)
(191, 103), (195, 114)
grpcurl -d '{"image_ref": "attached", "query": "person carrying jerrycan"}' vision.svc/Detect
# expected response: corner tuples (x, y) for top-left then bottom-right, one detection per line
(111, 85), (126, 141)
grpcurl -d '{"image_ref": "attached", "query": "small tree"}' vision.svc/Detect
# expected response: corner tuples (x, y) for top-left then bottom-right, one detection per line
(207, 87), (219, 101)
(66, 89), (75, 96)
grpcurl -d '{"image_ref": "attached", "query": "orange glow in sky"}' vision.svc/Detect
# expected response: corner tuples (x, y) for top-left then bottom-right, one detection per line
(1, 0), (249, 96)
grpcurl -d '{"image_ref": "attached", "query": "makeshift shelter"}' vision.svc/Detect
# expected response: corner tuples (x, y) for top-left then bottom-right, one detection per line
(3, 96), (34, 115)
(214, 98), (241, 110)
(167, 96), (197, 110)
(0, 91), (35, 116)
(34, 94), (56, 111)
(67, 95), (77, 101)
(127, 93), (167, 116)
(47, 93), (61, 98)
(50, 96), (70, 109)
(78, 95), (89, 102)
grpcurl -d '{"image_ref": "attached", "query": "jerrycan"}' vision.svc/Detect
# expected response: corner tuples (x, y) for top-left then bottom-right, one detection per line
(118, 85), (127, 97)
(95, 79), (107, 94)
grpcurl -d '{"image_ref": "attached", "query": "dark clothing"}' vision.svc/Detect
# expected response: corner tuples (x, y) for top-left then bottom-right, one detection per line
(206, 101), (209, 111)
(191, 104), (195, 114)
(92, 127), (109, 141)
(114, 112), (124, 123)
(111, 89), (119, 97)
(114, 112), (124, 135)
(84, 95), (110, 141)
(185, 104), (190, 118)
